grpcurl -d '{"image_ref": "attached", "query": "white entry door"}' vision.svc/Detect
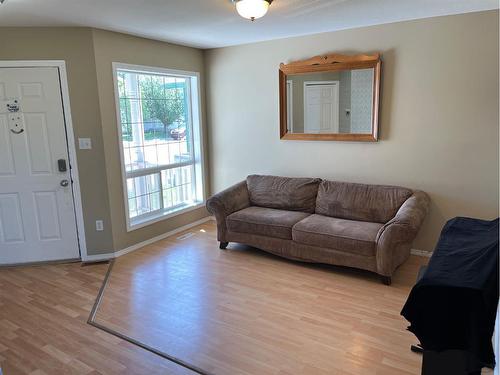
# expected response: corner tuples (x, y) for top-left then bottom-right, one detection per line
(304, 82), (339, 133)
(0, 67), (80, 264)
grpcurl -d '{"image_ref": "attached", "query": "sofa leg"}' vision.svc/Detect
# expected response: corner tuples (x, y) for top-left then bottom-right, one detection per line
(380, 276), (392, 285)
(219, 242), (229, 250)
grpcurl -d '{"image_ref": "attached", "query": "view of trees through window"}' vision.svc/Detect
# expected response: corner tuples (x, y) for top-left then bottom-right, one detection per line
(117, 72), (190, 144)
(116, 68), (199, 222)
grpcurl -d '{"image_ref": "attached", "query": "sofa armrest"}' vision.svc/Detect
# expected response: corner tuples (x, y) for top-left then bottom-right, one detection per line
(206, 180), (250, 241)
(375, 191), (430, 276)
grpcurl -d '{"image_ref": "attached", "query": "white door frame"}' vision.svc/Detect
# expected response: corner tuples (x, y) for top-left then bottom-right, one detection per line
(0, 60), (87, 261)
(303, 80), (340, 133)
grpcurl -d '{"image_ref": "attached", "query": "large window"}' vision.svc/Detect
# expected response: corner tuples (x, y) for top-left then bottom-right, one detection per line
(113, 63), (204, 230)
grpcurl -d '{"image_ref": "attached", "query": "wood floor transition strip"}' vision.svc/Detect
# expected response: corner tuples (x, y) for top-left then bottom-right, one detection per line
(87, 259), (213, 375)
(87, 259), (115, 324)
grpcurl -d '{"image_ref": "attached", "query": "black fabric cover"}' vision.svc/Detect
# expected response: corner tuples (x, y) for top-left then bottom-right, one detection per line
(401, 217), (499, 370)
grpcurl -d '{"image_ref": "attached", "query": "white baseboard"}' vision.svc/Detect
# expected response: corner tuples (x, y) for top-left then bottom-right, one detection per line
(411, 248), (433, 257)
(82, 216), (211, 262)
(81, 253), (115, 262)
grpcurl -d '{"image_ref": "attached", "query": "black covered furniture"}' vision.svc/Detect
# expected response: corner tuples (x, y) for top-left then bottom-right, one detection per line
(401, 217), (499, 375)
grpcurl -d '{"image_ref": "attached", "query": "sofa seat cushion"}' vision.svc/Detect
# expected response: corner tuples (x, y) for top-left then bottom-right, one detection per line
(292, 214), (383, 256)
(227, 207), (311, 240)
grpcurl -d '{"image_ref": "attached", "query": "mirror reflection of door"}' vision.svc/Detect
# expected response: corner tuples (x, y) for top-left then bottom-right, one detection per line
(304, 81), (339, 133)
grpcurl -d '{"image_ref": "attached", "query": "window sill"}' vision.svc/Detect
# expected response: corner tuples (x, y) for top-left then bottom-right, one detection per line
(127, 201), (206, 232)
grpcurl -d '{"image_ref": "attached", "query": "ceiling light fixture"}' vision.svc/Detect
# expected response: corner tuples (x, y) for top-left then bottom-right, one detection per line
(232, 0), (273, 21)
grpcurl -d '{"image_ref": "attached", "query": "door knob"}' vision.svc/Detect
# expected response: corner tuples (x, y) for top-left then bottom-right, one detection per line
(60, 179), (69, 187)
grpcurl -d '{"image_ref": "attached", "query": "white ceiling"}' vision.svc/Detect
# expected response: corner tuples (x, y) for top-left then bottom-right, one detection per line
(0, 0), (497, 49)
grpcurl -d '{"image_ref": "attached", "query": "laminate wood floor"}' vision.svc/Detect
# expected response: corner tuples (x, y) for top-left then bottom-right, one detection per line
(92, 221), (430, 375)
(0, 260), (193, 374)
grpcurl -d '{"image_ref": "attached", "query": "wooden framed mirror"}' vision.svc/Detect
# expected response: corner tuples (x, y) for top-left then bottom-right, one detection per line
(279, 53), (381, 141)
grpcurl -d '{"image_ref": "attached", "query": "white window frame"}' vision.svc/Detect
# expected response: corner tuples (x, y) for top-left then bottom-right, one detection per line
(112, 62), (206, 232)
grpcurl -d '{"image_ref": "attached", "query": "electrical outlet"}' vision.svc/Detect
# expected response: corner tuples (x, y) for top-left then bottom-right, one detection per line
(95, 220), (104, 231)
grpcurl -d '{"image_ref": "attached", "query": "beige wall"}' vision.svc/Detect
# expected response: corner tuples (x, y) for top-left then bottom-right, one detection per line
(0, 28), (114, 254)
(1, 11), (498, 255)
(205, 10), (499, 252)
(0, 27), (210, 255)
(91, 29), (209, 251)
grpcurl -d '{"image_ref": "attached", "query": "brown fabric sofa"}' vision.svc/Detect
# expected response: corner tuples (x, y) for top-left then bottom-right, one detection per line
(206, 175), (430, 285)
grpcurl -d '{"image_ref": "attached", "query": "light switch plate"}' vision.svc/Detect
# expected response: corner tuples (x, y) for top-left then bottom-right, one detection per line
(95, 220), (104, 231)
(78, 138), (92, 150)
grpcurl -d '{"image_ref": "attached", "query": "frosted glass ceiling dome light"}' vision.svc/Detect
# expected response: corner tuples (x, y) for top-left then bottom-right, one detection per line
(233, 0), (273, 21)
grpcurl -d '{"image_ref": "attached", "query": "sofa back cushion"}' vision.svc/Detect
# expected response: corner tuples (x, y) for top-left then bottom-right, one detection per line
(246, 175), (321, 213)
(315, 180), (413, 223)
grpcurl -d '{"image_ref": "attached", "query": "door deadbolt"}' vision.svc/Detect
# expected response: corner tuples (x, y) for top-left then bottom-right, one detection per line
(58, 159), (67, 172)
(60, 179), (69, 187)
